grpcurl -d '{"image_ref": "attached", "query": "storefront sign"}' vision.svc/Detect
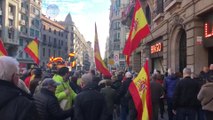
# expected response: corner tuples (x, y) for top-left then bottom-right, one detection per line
(196, 36), (203, 45)
(151, 42), (162, 54)
(204, 22), (213, 38)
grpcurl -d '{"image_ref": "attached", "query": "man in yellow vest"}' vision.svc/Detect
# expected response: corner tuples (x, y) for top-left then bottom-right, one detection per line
(53, 67), (76, 110)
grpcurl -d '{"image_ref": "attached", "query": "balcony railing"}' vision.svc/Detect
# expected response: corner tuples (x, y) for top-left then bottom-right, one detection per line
(20, 20), (25, 25)
(9, 13), (14, 20)
(5, 38), (19, 45)
(42, 41), (47, 45)
(20, 7), (26, 14)
(121, 2), (135, 26)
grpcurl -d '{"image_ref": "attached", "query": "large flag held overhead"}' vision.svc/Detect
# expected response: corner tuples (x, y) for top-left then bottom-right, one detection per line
(0, 39), (8, 56)
(94, 23), (111, 77)
(123, 0), (150, 56)
(129, 60), (152, 120)
(24, 38), (39, 64)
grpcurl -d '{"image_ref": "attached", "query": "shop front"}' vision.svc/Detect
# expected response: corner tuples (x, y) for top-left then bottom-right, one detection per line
(203, 14), (213, 65)
(150, 41), (164, 73)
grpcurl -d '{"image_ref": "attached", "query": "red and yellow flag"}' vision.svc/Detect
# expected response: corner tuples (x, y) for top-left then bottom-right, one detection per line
(129, 60), (152, 120)
(0, 39), (8, 56)
(123, 0), (150, 56)
(24, 38), (39, 64)
(94, 23), (111, 77)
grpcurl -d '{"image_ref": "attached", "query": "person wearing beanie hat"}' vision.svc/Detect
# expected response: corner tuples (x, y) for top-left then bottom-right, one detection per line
(34, 78), (73, 120)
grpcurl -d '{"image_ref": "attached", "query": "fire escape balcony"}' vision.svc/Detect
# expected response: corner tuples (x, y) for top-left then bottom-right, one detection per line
(121, 2), (135, 27)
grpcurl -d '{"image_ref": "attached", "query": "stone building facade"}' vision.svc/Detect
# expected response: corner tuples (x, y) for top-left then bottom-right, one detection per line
(41, 14), (69, 67)
(122, 0), (213, 74)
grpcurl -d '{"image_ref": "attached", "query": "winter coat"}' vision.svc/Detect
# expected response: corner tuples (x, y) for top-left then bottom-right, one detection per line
(199, 71), (209, 83)
(34, 88), (73, 120)
(70, 81), (82, 94)
(53, 74), (77, 110)
(0, 80), (38, 120)
(30, 77), (42, 94)
(165, 74), (179, 98)
(118, 77), (132, 106)
(150, 80), (164, 105)
(74, 83), (106, 120)
(173, 77), (200, 110)
(100, 86), (117, 115)
(197, 82), (213, 111)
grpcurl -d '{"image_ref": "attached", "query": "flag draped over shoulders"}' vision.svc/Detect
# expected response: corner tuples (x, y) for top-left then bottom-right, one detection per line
(24, 38), (39, 65)
(94, 23), (111, 77)
(128, 60), (152, 120)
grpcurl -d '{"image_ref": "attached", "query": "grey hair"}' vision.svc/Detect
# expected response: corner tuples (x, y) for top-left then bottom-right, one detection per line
(81, 73), (93, 86)
(0, 56), (19, 81)
(183, 68), (191, 75)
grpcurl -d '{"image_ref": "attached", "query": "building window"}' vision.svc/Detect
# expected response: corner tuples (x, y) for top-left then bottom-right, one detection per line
(34, 19), (40, 28)
(146, 5), (151, 25)
(49, 28), (51, 32)
(43, 34), (46, 41)
(43, 25), (46, 30)
(19, 39), (23, 46)
(9, 19), (13, 26)
(35, 30), (39, 37)
(115, 10), (120, 16)
(155, 0), (164, 15)
(43, 48), (45, 57)
(58, 51), (60, 56)
(30, 28), (34, 37)
(19, 52), (23, 58)
(26, 53), (29, 58)
(61, 41), (63, 46)
(54, 38), (56, 46)
(48, 49), (50, 57)
(54, 30), (56, 34)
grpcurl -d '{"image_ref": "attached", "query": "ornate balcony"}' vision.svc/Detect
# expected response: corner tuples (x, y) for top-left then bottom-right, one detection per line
(121, 2), (135, 26)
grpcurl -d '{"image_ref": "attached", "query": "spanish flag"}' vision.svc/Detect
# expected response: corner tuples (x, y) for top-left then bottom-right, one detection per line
(0, 39), (8, 56)
(129, 60), (152, 120)
(123, 0), (150, 56)
(94, 23), (111, 77)
(24, 38), (39, 64)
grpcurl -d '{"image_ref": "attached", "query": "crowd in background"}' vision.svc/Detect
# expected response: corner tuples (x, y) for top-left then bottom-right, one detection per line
(0, 56), (213, 120)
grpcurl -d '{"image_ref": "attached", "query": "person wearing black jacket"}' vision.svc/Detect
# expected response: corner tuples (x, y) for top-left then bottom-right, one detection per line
(34, 78), (73, 120)
(173, 68), (200, 120)
(0, 56), (38, 120)
(74, 73), (106, 120)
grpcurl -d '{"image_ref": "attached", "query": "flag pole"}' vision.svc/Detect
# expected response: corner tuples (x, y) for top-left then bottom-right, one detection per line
(149, 33), (165, 73)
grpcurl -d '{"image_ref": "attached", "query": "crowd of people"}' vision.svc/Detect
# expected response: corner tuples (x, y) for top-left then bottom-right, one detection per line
(0, 56), (213, 120)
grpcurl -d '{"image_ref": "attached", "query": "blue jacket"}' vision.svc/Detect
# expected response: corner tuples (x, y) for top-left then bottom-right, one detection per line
(165, 74), (179, 98)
